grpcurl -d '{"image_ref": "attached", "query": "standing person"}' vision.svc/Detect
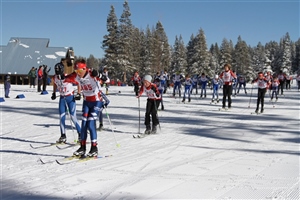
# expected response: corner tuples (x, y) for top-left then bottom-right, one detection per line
(270, 76), (280, 101)
(51, 62), (82, 143)
(277, 70), (286, 95)
(28, 67), (37, 88)
(97, 91), (110, 131)
(251, 72), (270, 113)
(182, 74), (194, 102)
(4, 74), (11, 98)
(199, 73), (209, 98)
(71, 59), (109, 157)
(131, 71), (141, 96)
(219, 64), (237, 109)
(172, 72), (183, 97)
(211, 75), (221, 103)
(37, 65), (43, 92)
(137, 75), (161, 134)
(237, 75), (247, 95)
(42, 65), (51, 92)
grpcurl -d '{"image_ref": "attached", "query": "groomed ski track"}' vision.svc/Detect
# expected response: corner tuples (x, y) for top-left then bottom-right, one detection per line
(1, 84), (299, 199)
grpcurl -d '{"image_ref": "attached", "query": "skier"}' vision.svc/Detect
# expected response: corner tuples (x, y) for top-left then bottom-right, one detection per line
(154, 76), (165, 110)
(190, 74), (199, 94)
(251, 72), (271, 113)
(172, 72), (183, 97)
(182, 74), (194, 102)
(231, 71), (238, 96)
(131, 71), (141, 96)
(199, 73), (209, 98)
(211, 75), (221, 103)
(51, 62), (82, 143)
(137, 75), (161, 134)
(4, 74), (11, 98)
(277, 70), (286, 95)
(219, 64), (237, 109)
(296, 73), (300, 91)
(71, 59), (109, 157)
(102, 67), (110, 95)
(285, 74), (292, 90)
(270, 76), (280, 101)
(237, 75), (247, 95)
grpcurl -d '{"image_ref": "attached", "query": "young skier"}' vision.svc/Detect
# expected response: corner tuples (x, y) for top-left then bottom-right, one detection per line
(70, 59), (109, 157)
(172, 72), (184, 97)
(131, 71), (141, 96)
(51, 62), (82, 143)
(219, 64), (237, 109)
(190, 74), (199, 94)
(211, 75), (221, 103)
(270, 76), (280, 101)
(252, 72), (271, 113)
(237, 75), (247, 95)
(182, 74), (194, 102)
(137, 75), (161, 134)
(277, 70), (286, 95)
(296, 73), (300, 91)
(199, 73), (209, 98)
(154, 76), (165, 110)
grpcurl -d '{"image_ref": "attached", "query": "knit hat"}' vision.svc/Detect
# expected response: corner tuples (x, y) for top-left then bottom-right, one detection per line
(143, 75), (152, 83)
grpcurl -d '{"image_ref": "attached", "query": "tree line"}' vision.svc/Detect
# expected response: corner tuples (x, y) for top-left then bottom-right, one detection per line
(76, 0), (300, 84)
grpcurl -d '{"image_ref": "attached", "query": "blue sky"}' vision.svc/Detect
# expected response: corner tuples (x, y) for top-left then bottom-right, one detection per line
(1, 0), (299, 59)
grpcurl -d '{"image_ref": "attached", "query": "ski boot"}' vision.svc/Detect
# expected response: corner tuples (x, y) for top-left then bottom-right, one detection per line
(56, 134), (66, 144)
(161, 105), (164, 111)
(255, 108), (259, 114)
(188, 97), (191, 102)
(73, 144), (86, 156)
(260, 108), (264, 113)
(182, 98), (185, 102)
(98, 123), (103, 131)
(151, 125), (157, 134)
(145, 126), (151, 134)
(217, 99), (219, 103)
(87, 143), (98, 157)
(211, 99), (214, 103)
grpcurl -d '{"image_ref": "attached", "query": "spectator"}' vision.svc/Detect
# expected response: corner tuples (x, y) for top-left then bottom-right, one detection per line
(28, 66), (37, 88)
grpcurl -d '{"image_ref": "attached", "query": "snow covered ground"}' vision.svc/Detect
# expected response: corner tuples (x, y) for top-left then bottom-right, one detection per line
(1, 82), (299, 200)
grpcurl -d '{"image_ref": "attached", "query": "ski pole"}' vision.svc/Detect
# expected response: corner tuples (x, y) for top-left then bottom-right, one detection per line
(248, 84), (254, 108)
(104, 107), (120, 147)
(138, 97), (141, 134)
(153, 99), (161, 132)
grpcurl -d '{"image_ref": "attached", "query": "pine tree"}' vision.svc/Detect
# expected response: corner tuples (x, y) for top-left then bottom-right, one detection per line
(102, 5), (118, 79)
(232, 36), (251, 76)
(170, 35), (187, 75)
(118, 0), (134, 83)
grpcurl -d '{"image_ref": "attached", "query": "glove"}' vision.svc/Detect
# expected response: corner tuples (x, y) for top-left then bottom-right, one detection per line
(151, 86), (157, 93)
(51, 92), (56, 100)
(91, 69), (99, 77)
(74, 93), (81, 100)
(100, 74), (107, 82)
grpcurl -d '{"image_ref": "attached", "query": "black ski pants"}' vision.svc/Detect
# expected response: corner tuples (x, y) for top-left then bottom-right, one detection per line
(256, 88), (266, 110)
(145, 99), (160, 128)
(222, 85), (232, 108)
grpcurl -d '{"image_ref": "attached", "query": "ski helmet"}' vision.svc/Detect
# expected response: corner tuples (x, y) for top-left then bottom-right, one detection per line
(54, 62), (64, 76)
(215, 75), (219, 79)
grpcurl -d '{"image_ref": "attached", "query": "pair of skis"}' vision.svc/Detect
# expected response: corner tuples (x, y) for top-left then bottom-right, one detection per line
(39, 155), (113, 165)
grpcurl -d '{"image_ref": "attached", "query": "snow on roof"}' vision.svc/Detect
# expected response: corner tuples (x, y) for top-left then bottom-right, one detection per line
(1, 37), (71, 74)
